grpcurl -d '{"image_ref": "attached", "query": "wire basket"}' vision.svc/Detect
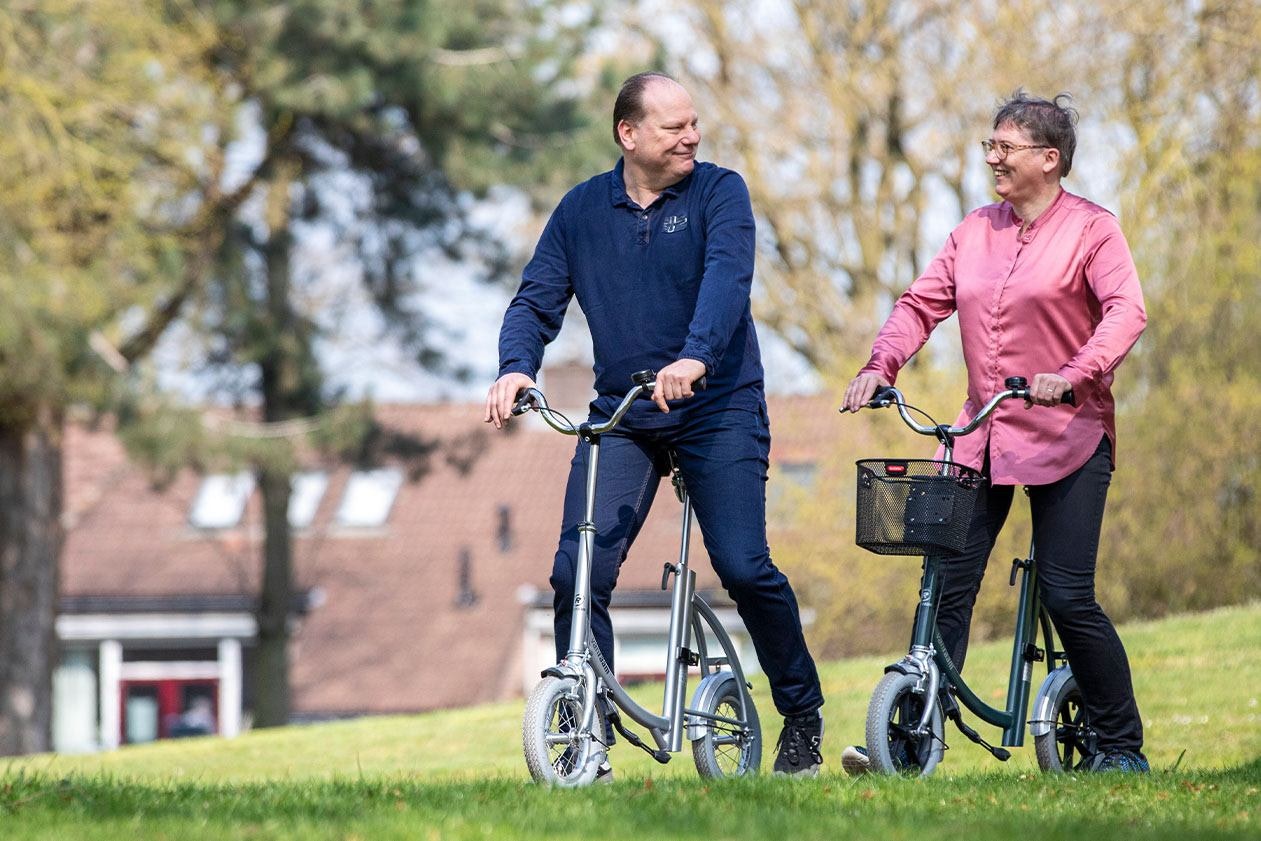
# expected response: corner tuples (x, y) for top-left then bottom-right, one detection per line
(855, 459), (985, 556)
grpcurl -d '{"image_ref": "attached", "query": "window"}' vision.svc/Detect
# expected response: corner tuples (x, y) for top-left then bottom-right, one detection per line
(778, 462), (819, 490)
(334, 468), (403, 528)
(188, 473), (254, 530)
(768, 461), (819, 511)
(288, 472), (328, 528)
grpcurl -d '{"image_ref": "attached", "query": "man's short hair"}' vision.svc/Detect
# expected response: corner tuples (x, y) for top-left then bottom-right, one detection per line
(994, 89), (1079, 177)
(613, 71), (677, 147)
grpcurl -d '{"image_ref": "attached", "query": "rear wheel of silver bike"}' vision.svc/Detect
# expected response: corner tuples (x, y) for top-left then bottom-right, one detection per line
(1034, 671), (1093, 772)
(522, 676), (603, 786)
(865, 671), (944, 776)
(691, 673), (761, 778)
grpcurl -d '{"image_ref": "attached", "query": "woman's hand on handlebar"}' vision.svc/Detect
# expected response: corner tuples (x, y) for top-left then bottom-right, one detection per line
(484, 372), (537, 430)
(841, 372), (892, 413)
(651, 358), (707, 414)
(1027, 373), (1073, 408)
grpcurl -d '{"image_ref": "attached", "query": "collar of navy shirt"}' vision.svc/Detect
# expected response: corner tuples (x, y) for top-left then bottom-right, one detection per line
(609, 157), (694, 210)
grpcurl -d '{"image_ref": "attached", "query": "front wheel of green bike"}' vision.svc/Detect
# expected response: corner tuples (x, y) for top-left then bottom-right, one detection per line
(1034, 670), (1094, 772)
(522, 676), (603, 786)
(690, 673), (761, 778)
(865, 671), (945, 776)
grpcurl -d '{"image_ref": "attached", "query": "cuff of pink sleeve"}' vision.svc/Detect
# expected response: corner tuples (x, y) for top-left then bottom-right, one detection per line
(1057, 364), (1097, 402)
(859, 354), (900, 384)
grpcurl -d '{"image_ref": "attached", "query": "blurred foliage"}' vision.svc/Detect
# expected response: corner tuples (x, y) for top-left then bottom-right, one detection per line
(632, 0), (1261, 656)
(2, 0), (1254, 683)
(0, 0), (216, 429)
(0, 0), (621, 736)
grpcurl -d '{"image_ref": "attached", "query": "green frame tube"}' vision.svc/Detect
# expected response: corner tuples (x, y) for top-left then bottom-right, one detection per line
(911, 551), (1053, 748)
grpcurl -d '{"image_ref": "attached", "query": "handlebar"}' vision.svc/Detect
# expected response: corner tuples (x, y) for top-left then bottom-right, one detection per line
(865, 376), (1074, 440)
(511, 369), (707, 437)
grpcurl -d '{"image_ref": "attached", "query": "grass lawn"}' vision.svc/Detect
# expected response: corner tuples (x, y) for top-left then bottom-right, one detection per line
(2, 602), (1258, 839)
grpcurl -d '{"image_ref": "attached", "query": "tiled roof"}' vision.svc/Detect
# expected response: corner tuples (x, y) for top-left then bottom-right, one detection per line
(61, 395), (841, 716)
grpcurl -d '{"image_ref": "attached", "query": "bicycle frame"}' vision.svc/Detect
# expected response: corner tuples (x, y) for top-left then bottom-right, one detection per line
(518, 381), (755, 757)
(868, 379), (1069, 749)
(904, 539), (1062, 746)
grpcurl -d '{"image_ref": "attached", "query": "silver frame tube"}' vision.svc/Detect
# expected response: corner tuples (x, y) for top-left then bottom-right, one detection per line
(518, 378), (758, 759)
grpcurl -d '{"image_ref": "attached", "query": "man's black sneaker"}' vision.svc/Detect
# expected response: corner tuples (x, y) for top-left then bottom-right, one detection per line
(594, 759), (614, 784)
(1086, 750), (1150, 773)
(841, 744), (871, 776)
(773, 710), (824, 777)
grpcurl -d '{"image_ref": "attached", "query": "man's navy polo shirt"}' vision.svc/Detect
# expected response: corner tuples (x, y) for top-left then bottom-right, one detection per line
(498, 158), (765, 429)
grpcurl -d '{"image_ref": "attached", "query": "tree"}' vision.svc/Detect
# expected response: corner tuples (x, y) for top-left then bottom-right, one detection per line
(0, 0), (222, 754)
(0, 0), (609, 751)
(1095, 0), (1261, 616)
(623, 0), (1260, 655)
(128, 0), (611, 728)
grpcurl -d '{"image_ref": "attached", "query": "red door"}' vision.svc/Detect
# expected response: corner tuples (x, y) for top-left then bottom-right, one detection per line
(120, 680), (218, 743)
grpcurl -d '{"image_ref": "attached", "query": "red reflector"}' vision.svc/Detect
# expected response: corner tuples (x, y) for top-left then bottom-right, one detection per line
(886, 462), (908, 476)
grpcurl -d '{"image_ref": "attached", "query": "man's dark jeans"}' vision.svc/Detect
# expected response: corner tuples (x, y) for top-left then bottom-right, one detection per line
(935, 436), (1144, 752)
(550, 405), (824, 717)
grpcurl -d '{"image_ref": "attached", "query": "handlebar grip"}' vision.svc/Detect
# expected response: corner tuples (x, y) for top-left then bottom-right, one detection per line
(631, 371), (708, 399)
(1009, 375), (1075, 406)
(510, 390), (537, 416)
(867, 386), (899, 408)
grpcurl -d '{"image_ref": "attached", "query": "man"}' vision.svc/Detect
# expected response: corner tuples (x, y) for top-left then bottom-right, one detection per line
(485, 71), (825, 777)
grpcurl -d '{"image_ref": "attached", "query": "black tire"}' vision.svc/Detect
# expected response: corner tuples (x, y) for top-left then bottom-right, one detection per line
(522, 676), (602, 786)
(865, 671), (945, 776)
(691, 674), (761, 778)
(1034, 672), (1093, 772)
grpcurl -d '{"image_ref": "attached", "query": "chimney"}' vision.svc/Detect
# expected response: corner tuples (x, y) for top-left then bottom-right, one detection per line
(455, 547), (479, 608)
(497, 504), (512, 552)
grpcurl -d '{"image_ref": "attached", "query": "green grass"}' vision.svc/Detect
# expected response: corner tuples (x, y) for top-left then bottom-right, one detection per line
(3, 603), (1258, 839)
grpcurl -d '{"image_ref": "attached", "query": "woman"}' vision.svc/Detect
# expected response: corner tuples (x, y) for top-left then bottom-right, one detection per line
(840, 91), (1149, 773)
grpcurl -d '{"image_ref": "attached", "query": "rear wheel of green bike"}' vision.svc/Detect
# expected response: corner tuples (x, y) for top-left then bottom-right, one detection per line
(865, 671), (944, 776)
(522, 676), (603, 786)
(1034, 672), (1093, 772)
(691, 674), (761, 778)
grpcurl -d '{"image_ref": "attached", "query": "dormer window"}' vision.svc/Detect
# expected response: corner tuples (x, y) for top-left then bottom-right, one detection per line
(334, 468), (403, 528)
(288, 472), (328, 529)
(188, 473), (254, 530)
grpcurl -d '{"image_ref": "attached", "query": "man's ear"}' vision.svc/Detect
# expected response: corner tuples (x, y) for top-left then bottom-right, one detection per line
(616, 118), (636, 151)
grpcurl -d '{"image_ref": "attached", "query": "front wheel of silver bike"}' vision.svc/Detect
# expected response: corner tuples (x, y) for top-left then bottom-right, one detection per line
(522, 676), (604, 786)
(691, 674), (761, 778)
(1034, 670), (1093, 772)
(865, 671), (945, 776)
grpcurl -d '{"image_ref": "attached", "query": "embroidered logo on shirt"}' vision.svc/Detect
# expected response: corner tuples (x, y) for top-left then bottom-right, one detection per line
(663, 215), (688, 233)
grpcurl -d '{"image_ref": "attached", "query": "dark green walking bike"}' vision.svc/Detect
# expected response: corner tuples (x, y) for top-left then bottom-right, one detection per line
(849, 377), (1092, 775)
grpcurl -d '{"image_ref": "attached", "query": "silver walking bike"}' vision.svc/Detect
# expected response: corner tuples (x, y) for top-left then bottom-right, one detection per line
(512, 371), (762, 786)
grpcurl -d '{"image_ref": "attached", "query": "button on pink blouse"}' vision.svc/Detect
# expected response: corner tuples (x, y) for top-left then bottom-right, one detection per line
(860, 189), (1147, 485)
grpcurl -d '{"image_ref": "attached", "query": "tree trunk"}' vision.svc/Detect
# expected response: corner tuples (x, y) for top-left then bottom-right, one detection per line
(251, 467), (292, 728)
(0, 406), (63, 756)
(249, 171), (315, 728)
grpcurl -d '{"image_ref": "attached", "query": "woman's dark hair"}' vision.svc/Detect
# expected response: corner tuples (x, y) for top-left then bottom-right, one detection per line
(994, 90), (1079, 177)
(612, 71), (676, 146)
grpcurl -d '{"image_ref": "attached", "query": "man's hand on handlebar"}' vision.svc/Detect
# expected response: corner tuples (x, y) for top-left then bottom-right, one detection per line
(651, 358), (707, 414)
(484, 372), (536, 430)
(841, 372), (892, 413)
(1026, 373), (1074, 408)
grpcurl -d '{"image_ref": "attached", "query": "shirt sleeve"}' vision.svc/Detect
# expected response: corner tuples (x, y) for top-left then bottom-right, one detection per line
(1056, 215), (1147, 398)
(497, 201), (575, 380)
(859, 229), (960, 382)
(678, 171), (757, 374)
